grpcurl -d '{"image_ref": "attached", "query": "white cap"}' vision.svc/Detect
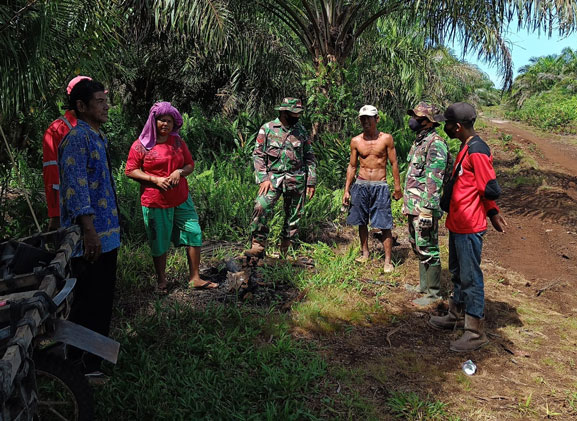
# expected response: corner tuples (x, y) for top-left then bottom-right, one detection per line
(358, 105), (378, 117)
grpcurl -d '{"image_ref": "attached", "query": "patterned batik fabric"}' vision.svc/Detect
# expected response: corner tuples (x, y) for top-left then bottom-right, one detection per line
(58, 120), (120, 255)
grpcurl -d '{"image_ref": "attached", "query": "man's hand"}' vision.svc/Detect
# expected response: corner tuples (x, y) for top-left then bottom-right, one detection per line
(418, 211), (433, 229)
(153, 176), (172, 191)
(306, 186), (316, 200)
(47, 217), (60, 231)
(342, 190), (351, 206)
(78, 216), (102, 263)
(258, 180), (273, 196)
(490, 213), (507, 233)
(166, 169), (181, 186)
(393, 188), (403, 201)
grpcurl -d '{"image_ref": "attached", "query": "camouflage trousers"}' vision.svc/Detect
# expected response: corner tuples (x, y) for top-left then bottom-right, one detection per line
(407, 215), (440, 266)
(249, 186), (305, 244)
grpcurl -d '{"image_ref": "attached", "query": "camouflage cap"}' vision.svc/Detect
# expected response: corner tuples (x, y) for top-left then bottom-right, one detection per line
(276, 97), (304, 113)
(407, 102), (443, 123)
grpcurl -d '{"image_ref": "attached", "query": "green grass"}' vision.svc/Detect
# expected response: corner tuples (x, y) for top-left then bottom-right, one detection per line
(566, 390), (577, 412)
(512, 174), (543, 187)
(517, 392), (537, 417)
(295, 243), (361, 288)
(386, 391), (457, 420)
(116, 241), (195, 290)
(499, 133), (512, 146)
(505, 90), (577, 134)
(95, 303), (326, 420)
(455, 372), (471, 392)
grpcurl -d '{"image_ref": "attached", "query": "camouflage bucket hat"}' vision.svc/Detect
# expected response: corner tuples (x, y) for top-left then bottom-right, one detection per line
(407, 102), (443, 123)
(276, 97), (304, 113)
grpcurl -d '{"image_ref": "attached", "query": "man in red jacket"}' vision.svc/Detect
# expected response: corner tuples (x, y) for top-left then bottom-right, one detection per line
(42, 76), (92, 230)
(428, 102), (507, 352)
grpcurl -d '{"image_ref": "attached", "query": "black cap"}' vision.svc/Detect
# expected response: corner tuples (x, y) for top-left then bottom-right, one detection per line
(437, 102), (477, 123)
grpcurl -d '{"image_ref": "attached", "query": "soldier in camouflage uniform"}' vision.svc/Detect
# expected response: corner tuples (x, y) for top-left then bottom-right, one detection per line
(245, 98), (317, 257)
(403, 102), (449, 306)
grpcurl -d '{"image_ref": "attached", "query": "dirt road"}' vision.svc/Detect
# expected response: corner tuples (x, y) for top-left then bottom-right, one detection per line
(483, 119), (577, 313)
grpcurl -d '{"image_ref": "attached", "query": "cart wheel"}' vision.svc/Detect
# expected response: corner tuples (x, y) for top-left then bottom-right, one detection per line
(34, 353), (94, 421)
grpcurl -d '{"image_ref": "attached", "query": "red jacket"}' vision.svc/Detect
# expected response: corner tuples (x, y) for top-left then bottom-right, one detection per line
(446, 136), (501, 234)
(42, 110), (77, 217)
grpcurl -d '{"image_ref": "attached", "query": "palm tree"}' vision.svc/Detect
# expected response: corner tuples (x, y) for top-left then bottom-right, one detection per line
(0, 1), (65, 120)
(260, 0), (577, 90)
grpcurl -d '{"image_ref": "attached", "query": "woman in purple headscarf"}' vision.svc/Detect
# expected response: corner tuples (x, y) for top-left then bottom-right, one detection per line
(125, 102), (217, 291)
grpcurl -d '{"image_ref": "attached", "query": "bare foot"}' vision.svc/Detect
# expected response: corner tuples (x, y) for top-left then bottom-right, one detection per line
(188, 278), (218, 290)
(156, 282), (168, 293)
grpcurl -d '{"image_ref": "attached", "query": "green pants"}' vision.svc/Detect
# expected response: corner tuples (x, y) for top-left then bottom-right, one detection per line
(249, 186), (305, 243)
(408, 214), (440, 266)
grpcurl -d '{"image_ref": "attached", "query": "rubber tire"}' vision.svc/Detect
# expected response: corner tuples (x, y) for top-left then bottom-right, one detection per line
(34, 353), (94, 421)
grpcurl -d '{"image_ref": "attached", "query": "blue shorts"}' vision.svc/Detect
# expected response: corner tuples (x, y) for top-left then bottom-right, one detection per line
(346, 180), (393, 230)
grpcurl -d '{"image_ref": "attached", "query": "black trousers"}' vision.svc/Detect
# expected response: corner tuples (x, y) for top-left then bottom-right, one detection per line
(68, 248), (118, 370)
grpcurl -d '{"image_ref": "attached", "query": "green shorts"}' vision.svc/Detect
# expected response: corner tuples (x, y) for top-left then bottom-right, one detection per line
(142, 196), (202, 257)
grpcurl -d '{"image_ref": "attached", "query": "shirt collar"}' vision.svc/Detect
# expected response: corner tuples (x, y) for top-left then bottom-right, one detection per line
(76, 119), (106, 138)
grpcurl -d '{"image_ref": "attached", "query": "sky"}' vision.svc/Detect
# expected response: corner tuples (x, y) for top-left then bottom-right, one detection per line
(454, 27), (577, 89)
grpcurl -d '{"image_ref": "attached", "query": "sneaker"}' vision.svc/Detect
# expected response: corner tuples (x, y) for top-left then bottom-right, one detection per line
(383, 262), (394, 273)
(355, 255), (369, 263)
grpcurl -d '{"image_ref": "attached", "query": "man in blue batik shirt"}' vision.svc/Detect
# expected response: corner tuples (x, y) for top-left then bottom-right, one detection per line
(58, 79), (119, 375)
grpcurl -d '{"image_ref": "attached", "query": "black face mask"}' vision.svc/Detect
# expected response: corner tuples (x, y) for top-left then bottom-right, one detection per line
(408, 117), (423, 132)
(444, 123), (457, 139)
(286, 115), (300, 126)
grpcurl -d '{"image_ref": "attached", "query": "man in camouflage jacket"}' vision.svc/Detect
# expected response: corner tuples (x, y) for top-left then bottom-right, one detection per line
(403, 102), (449, 306)
(245, 98), (317, 257)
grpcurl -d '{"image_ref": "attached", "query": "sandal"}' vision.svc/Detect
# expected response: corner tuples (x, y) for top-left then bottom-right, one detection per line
(189, 280), (218, 290)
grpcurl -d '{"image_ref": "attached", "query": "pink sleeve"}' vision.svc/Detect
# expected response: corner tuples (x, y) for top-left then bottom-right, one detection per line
(125, 140), (145, 174)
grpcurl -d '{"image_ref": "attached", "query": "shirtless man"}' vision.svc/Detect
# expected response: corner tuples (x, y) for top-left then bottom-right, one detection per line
(343, 105), (402, 272)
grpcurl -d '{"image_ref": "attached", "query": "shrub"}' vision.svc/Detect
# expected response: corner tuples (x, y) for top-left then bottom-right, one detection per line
(505, 88), (577, 133)
(0, 155), (46, 239)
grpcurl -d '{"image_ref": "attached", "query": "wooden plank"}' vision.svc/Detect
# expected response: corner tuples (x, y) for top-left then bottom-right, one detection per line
(2, 307), (41, 384)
